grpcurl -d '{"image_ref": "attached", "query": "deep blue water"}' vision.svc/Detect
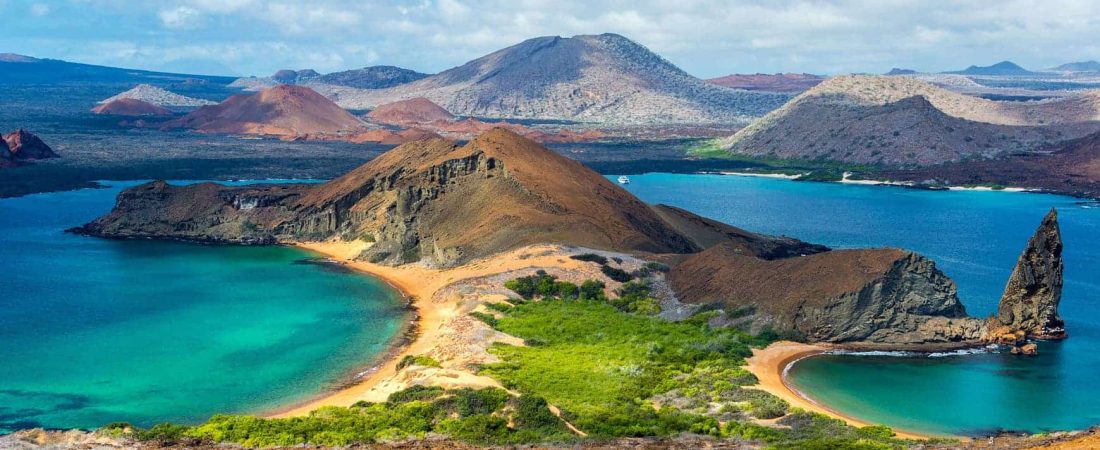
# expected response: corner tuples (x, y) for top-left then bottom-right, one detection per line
(0, 181), (406, 432)
(614, 173), (1100, 436)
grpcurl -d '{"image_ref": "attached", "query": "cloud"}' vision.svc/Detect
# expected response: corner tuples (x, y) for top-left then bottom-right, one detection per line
(28, 3), (49, 16)
(8, 0), (1100, 77)
(159, 6), (202, 29)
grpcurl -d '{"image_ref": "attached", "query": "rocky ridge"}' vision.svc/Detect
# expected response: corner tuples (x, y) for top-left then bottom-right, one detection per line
(705, 73), (824, 92)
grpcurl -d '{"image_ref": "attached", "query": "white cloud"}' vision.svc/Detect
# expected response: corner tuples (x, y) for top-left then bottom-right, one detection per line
(159, 6), (201, 29)
(29, 3), (49, 16)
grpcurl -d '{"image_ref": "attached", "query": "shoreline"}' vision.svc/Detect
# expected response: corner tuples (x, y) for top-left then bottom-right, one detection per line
(261, 250), (422, 418)
(744, 341), (944, 441)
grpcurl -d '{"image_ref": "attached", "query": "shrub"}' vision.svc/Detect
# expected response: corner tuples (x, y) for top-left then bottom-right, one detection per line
(388, 385), (445, 404)
(469, 311), (499, 327)
(570, 253), (608, 265)
(600, 265), (633, 282)
(396, 355), (442, 370)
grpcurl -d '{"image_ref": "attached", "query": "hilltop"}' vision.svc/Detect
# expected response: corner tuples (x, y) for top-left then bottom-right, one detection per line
(365, 97), (455, 125)
(308, 34), (790, 125)
(1052, 61), (1100, 72)
(91, 98), (171, 116)
(705, 73), (824, 92)
(948, 61), (1039, 76)
(231, 66), (429, 91)
(98, 84), (214, 107)
(161, 85), (365, 138)
(721, 75), (1100, 165)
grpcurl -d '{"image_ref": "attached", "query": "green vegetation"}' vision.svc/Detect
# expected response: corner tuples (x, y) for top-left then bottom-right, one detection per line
(600, 264), (634, 282)
(395, 354), (442, 370)
(113, 386), (574, 447)
(108, 272), (933, 448)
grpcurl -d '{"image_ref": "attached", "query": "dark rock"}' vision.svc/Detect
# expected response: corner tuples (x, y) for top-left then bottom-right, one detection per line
(996, 209), (1066, 340)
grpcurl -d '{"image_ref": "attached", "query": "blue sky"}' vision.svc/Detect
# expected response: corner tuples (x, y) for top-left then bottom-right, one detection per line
(5, 0), (1100, 78)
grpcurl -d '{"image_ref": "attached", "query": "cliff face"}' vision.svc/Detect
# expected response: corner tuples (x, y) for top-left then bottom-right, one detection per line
(668, 243), (984, 345)
(996, 209), (1066, 339)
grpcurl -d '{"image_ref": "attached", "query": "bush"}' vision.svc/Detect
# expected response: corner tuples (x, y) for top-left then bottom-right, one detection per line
(136, 423), (190, 443)
(600, 265), (633, 282)
(396, 355), (442, 370)
(570, 253), (608, 265)
(388, 385), (445, 404)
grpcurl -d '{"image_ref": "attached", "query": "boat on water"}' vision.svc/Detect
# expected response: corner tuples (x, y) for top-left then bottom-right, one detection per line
(618, 176), (630, 184)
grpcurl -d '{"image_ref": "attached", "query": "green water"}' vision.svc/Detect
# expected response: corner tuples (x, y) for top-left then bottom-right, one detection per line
(614, 173), (1100, 437)
(0, 182), (407, 432)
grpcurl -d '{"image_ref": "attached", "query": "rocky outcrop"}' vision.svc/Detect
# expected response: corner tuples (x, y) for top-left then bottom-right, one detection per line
(3, 129), (58, 160)
(669, 243), (985, 346)
(995, 209), (1066, 340)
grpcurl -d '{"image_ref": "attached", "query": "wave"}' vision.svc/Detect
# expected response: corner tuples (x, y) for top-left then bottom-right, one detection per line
(826, 345), (997, 358)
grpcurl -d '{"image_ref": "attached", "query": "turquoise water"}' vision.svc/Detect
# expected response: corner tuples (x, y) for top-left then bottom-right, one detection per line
(614, 173), (1100, 436)
(0, 182), (406, 432)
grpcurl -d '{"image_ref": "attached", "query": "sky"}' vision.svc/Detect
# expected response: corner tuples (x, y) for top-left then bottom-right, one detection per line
(5, 0), (1100, 78)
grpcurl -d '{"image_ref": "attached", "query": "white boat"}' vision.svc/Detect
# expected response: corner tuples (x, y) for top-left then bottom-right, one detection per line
(617, 176), (630, 184)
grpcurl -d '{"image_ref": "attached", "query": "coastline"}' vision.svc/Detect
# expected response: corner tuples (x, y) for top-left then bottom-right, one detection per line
(266, 241), (613, 417)
(744, 341), (940, 441)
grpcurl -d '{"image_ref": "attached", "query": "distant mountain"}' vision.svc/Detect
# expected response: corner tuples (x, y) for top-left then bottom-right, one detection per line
(162, 85), (365, 137)
(271, 69), (320, 84)
(704, 73), (823, 93)
(0, 55), (235, 84)
(884, 68), (917, 75)
(1051, 61), (1100, 72)
(947, 61), (1039, 76)
(91, 98), (172, 116)
(309, 33), (791, 125)
(99, 84), (214, 107)
(230, 66), (429, 92)
(720, 75), (1100, 166)
(314, 66), (430, 89)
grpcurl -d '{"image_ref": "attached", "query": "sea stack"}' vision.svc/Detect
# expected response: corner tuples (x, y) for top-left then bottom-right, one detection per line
(996, 209), (1066, 340)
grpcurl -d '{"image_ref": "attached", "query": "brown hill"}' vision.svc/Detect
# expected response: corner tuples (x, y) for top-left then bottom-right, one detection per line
(162, 85), (365, 138)
(91, 98), (171, 116)
(705, 73), (824, 92)
(4, 129), (58, 160)
(77, 129), (698, 266)
(366, 97), (455, 125)
(722, 75), (1100, 166)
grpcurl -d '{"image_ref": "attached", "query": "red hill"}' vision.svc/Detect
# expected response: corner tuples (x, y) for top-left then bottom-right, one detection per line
(162, 85), (364, 138)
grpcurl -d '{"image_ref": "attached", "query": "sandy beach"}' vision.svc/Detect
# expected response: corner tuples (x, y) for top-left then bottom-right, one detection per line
(744, 341), (936, 441)
(270, 241), (626, 417)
